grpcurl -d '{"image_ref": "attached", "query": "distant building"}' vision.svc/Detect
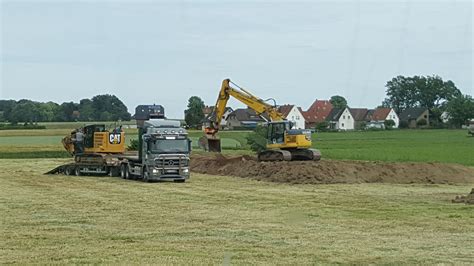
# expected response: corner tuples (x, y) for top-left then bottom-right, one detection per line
(399, 108), (429, 128)
(277, 104), (306, 129)
(301, 99), (333, 129)
(326, 107), (354, 130)
(226, 108), (267, 130)
(349, 108), (369, 130)
(202, 106), (233, 129)
(202, 106), (214, 117)
(441, 111), (451, 124)
(366, 107), (399, 128)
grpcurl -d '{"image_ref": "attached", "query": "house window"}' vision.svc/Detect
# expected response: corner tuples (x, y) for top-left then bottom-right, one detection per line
(342, 123), (345, 127)
(296, 116), (300, 120)
(292, 116), (295, 120)
(348, 115), (351, 119)
(343, 115), (345, 119)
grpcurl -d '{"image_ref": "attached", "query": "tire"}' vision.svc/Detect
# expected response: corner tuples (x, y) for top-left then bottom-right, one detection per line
(120, 164), (127, 179)
(109, 167), (119, 177)
(143, 167), (150, 182)
(174, 179), (185, 183)
(75, 167), (81, 176)
(120, 164), (128, 179)
(125, 165), (130, 180)
(64, 167), (72, 176)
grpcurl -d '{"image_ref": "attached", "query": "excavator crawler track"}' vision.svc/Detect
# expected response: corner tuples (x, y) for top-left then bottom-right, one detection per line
(258, 149), (292, 161)
(257, 148), (321, 162)
(289, 148), (321, 161)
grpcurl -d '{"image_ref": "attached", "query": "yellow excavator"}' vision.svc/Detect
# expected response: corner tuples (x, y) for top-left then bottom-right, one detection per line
(203, 79), (321, 161)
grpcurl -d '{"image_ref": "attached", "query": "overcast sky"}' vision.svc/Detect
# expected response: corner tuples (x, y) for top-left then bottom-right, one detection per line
(1, 0), (472, 118)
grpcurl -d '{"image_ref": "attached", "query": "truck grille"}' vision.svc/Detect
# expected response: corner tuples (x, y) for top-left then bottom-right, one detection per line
(154, 155), (189, 168)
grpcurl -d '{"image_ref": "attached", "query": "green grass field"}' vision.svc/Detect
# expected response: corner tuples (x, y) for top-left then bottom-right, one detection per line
(1, 128), (471, 165)
(1, 159), (473, 264)
(314, 129), (474, 166)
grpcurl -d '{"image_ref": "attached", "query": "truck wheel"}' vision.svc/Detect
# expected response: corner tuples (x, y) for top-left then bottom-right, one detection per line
(174, 179), (185, 183)
(75, 167), (81, 176)
(143, 167), (150, 182)
(64, 167), (72, 176)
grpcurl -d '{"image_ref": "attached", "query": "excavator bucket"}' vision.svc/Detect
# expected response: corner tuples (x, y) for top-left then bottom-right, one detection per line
(198, 136), (221, 152)
(207, 139), (221, 152)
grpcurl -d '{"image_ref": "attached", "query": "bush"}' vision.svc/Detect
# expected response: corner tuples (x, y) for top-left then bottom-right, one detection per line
(0, 123), (46, 130)
(384, 119), (395, 129)
(416, 118), (427, 127)
(246, 125), (268, 152)
(356, 121), (367, 130)
(315, 121), (330, 132)
(128, 139), (139, 150)
(399, 121), (409, 129)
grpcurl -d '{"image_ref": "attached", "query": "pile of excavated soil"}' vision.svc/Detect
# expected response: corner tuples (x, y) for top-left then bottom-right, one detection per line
(191, 155), (474, 184)
(452, 188), (474, 204)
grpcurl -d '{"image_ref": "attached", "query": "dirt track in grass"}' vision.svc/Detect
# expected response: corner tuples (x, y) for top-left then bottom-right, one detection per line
(191, 155), (474, 185)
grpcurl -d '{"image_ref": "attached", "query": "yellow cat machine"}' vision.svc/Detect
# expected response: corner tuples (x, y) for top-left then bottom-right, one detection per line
(202, 78), (321, 161)
(47, 124), (126, 176)
(47, 105), (191, 182)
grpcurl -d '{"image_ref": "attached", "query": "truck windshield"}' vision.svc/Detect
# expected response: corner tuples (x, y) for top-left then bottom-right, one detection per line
(149, 139), (189, 153)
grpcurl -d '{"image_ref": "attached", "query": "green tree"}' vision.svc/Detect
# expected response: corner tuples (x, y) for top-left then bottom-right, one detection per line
(0, 100), (17, 122)
(246, 125), (268, 152)
(416, 118), (428, 127)
(9, 100), (39, 123)
(315, 121), (329, 131)
(383, 75), (461, 113)
(384, 119), (395, 129)
(37, 102), (59, 122)
(330, 95), (348, 109)
(184, 96), (205, 128)
(446, 94), (474, 128)
(78, 99), (95, 121)
(91, 94), (131, 121)
(55, 102), (79, 122)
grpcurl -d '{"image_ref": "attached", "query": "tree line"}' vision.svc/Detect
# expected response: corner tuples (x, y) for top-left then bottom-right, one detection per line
(0, 94), (131, 124)
(382, 75), (473, 127)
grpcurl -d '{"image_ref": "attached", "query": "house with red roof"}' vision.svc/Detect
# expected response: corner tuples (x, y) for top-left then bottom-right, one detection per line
(277, 104), (306, 129)
(366, 107), (399, 128)
(301, 100), (333, 129)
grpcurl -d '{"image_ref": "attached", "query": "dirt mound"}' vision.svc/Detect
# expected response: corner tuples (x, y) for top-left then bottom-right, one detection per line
(452, 188), (474, 204)
(191, 155), (474, 184)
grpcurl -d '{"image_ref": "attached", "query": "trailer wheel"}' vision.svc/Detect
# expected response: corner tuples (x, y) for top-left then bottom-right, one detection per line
(75, 167), (81, 176)
(109, 167), (119, 177)
(125, 165), (130, 179)
(120, 164), (127, 179)
(64, 167), (72, 176)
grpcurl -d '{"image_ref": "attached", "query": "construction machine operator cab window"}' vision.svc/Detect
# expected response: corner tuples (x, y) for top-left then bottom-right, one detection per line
(268, 122), (286, 144)
(83, 124), (106, 148)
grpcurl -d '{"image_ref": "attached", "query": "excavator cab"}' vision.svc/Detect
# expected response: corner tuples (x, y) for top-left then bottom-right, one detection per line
(266, 121), (312, 149)
(83, 124), (106, 148)
(267, 121), (288, 144)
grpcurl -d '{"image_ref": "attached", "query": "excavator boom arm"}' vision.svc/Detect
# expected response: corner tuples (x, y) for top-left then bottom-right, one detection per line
(209, 79), (284, 131)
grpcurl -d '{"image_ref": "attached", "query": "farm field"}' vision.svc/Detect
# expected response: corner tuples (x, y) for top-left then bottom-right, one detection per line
(1, 159), (473, 264)
(0, 127), (472, 165)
